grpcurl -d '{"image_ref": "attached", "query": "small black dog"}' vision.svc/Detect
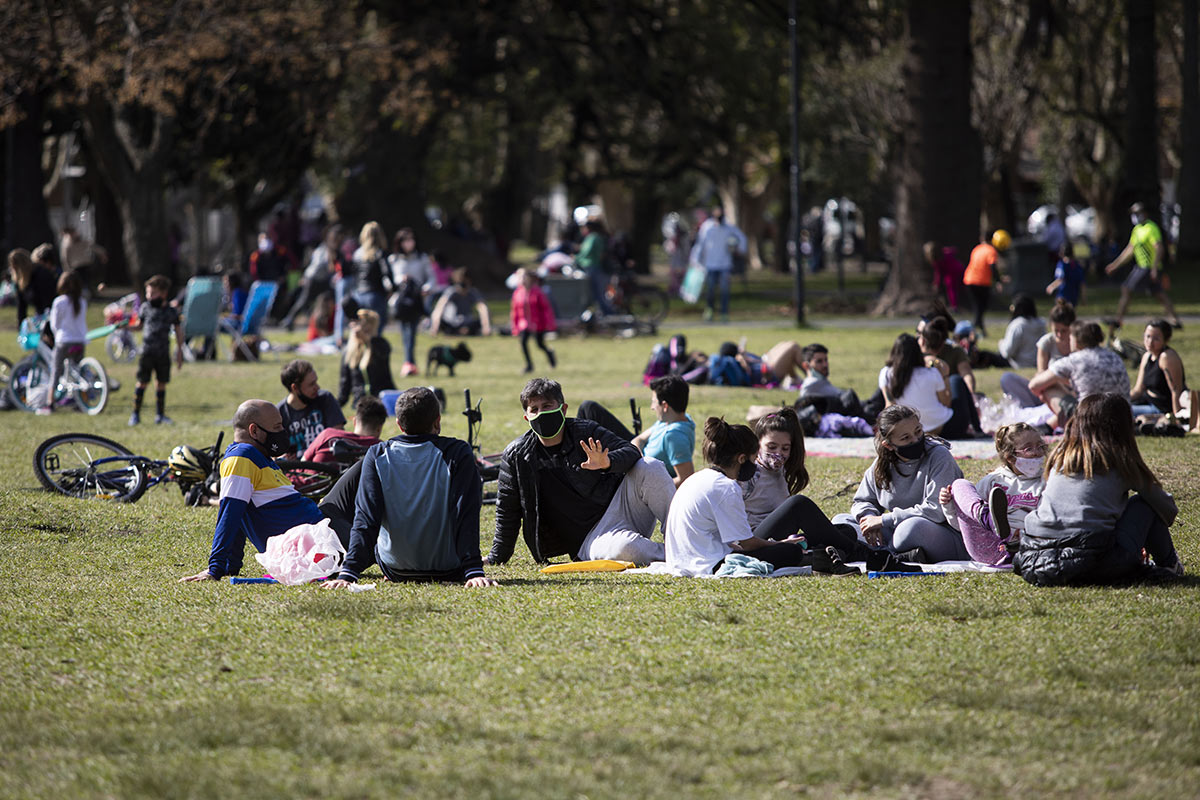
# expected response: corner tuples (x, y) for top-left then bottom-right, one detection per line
(426, 342), (472, 376)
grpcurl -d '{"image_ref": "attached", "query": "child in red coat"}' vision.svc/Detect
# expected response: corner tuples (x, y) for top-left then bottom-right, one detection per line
(510, 268), (557, 373)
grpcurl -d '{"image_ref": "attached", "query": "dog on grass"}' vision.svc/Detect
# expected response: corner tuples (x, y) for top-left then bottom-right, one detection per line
(426, 342), (472, 376)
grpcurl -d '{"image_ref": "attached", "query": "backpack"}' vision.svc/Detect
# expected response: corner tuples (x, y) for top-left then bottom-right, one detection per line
(667, 334), (687, 372)
(642, 344), (671, 385)
(391, 277), (424, 322)
(708, 353), (750, 386)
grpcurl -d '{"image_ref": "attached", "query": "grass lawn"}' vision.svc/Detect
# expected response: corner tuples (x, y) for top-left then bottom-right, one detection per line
(0, 273), (1198, 798)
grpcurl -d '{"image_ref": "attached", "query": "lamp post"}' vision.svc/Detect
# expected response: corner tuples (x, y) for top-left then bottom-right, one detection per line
(789, 0), (805, 325)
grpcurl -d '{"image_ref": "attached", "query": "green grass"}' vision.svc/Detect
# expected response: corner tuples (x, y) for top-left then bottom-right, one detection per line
(1, 285), (1198, 798)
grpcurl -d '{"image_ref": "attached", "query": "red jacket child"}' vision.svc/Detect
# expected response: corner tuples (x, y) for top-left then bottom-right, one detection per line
(510, 279), (556, 335)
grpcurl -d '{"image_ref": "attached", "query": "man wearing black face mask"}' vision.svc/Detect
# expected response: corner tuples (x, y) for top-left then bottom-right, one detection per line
(487, 378), (675, 566)
(277, 359), (346, 456)
(180, 399), (324, 582)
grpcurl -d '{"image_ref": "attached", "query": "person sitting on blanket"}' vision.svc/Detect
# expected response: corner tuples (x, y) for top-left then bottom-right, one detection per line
(486, 378), (675, 566)
(325, 387), (496, 588)
(664, 417), (812, 576)
(180, 399), (325, 582)
(302, 394), (387, 464)
(575, 374), (696, 487)
(1027, 320), (1130, 428)
(831, 404), (967, 563)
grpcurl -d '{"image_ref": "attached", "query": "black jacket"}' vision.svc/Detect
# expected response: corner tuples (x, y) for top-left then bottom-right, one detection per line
(338, 337), (396, 406)
(488, 418), (640, 564)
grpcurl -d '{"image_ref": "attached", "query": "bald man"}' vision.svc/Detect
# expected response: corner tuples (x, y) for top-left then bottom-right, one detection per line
(180, 399), (324, 582)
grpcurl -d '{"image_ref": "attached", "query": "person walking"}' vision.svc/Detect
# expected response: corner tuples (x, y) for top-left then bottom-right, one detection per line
(1104, 202), (1183, 330)
(690, 205), (748, 322)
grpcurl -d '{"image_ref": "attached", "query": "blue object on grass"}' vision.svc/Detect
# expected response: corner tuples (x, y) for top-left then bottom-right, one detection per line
(229, 577), (278, 584)
(867, 571), (945, 579)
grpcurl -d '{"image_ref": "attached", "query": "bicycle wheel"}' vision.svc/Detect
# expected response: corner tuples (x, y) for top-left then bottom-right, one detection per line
(106, 330), (139, 363)
(628, 287), (669, 324)
(6, 356), (50, 413)
(73, 357), (110, 415)
(275, 459), (341, 501)
(33, 433), (149, 502)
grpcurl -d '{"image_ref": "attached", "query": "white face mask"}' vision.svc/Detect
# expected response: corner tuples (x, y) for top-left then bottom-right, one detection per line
(1014, 456), (1044, 478)
(1131, 214), (1140, 227)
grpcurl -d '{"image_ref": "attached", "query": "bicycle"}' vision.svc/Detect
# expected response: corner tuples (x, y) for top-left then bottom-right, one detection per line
(275, 437), (369, 501)
(33, 431), (224, 504)
(102, 293), (141, 363)
(604, 265), (669, 328)
(7, 315), (110, 414)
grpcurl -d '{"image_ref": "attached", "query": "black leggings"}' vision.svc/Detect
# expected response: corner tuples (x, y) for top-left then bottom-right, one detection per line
(521, 330), (555, 368)
(967, 284), (990, 334)
(735, 540), (811, 569)
(574, 400), (635, 441)
(754, 494), (866, 556)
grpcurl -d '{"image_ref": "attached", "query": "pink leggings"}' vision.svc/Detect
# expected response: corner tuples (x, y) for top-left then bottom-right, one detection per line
(948, 479), (1010, 566)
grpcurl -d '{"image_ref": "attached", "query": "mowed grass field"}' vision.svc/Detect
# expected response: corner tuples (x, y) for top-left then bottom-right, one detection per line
(1, 273), (1198, 799)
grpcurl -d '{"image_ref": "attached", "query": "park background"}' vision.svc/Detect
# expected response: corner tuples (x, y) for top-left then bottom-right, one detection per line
(2, 1), (1199, 798)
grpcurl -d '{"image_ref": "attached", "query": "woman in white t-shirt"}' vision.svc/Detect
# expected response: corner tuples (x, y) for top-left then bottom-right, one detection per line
(879, 332), (954, 433)
(40, 271), (88, 415)
(664, 417), (808, 576)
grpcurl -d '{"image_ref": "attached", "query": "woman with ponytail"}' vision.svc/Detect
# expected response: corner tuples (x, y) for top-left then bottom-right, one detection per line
(664, 416), (811, 575)
(337, 308), (396, 407)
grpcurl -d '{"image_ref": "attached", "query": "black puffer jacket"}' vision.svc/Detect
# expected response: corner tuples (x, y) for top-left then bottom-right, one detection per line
(488, 418), (640, 564)
(1012, 529), (1138, 586)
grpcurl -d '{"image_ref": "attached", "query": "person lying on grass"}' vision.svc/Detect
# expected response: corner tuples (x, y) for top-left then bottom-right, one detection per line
(938, 422), (1048, 566)
(832, 404), (967, 563)
(326, 387), (496, 589)
(1015, 392), (1184, 585)
(576, 373), (696, 487)
(486, 377), (675, 567)
(181, 399), (325, 582)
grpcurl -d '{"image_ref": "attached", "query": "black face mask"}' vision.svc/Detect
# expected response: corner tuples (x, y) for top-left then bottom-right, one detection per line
(256, 426), (292, 458)
(294, 389), (316, 407)
(736, 460), (758, 482)
(895, 438), (926, 461)
(149, 298), (165, 308)
(527, 405), (566, 439)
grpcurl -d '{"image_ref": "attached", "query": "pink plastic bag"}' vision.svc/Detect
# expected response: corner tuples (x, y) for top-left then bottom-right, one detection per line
(254, 518), (346, 585)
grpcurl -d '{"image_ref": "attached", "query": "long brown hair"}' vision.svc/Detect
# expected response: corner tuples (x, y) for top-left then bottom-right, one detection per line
(886, 334), (923, 400)
(57, 271), (82, 316)
(343, 308), (379, 371)
(7, 249), (33, 290)
(753, 407), (809, 493)
(872, 404), (920, 490)
(1046, 393), (1157, 489)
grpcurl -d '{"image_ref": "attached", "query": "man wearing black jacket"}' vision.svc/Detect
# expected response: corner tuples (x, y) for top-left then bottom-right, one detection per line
(487, 378), (675, 566)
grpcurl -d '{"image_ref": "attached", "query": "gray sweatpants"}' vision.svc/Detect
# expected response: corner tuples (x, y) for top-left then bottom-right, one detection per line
(577, 457), (675, 564)
(832, 512), (969, 563)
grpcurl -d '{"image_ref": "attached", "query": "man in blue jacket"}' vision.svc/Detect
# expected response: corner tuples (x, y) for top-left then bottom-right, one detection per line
(326, 387), (496, 588)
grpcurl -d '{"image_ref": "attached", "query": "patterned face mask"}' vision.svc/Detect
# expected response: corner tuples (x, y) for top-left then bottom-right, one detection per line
(757, 451), (786, 472)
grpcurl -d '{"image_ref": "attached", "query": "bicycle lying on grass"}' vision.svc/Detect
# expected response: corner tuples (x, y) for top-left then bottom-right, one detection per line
(33, 431), (224, 504)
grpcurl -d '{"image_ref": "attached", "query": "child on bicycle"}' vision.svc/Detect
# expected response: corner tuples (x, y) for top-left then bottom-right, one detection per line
(40, 271), (88, 415)
(130, 274), (184, 425)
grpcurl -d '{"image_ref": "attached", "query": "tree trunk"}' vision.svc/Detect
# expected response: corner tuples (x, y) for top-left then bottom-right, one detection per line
(2, 91), (56, 251)
(1123, 0), (1160, 224)
(1178, 0), (1200, 259)
(629, 181), (660, 275)
(875, 0), (979, 316)
(80, 100), (173, 287)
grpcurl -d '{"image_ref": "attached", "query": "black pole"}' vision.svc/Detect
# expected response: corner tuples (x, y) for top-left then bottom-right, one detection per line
(789, 0), (805, 325)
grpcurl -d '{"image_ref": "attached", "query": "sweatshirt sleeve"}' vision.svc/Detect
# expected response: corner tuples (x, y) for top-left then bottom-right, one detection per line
(850, 463), (884, 521)
(1137, 481), (1179, 527)
(882, 447), (963, 533)
(448, 440), (485, 580)
(591, 421), (640, 476)
(338, 447), (384, 582)
(488, 444), (522, 565)
(208, 497), (250, 578)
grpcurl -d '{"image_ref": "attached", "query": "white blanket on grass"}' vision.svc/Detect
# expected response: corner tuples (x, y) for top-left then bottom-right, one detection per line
(846, 560), (1013, 574)
(627, 563), (814, 579)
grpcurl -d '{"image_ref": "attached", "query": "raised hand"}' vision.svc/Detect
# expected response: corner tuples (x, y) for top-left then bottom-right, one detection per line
(579, 438), (611, 470)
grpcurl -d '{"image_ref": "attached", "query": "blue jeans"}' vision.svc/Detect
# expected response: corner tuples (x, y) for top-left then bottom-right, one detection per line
(353, 291), (389, 325)
(705, 269), (732, 315)
(398, 318), (418, 364)
(940, 375), (981, 438)
(588, 269), (614, 316)
(1130, 402), (1164, 417)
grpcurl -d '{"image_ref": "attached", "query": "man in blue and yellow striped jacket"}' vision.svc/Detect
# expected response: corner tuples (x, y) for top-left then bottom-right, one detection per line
(180, 399), (324, 581)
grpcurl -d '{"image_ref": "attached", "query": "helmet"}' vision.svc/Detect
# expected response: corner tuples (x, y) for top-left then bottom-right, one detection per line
(168, 445), (211, 483)
(991, 229), (1012, 251)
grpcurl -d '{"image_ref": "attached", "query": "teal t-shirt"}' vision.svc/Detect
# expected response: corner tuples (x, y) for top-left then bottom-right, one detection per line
(643, 416), (695, 477)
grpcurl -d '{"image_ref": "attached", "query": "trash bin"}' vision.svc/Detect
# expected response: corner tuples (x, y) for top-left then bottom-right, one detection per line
(544, 275), (591, 322)
(1006, 239), (1050, 299)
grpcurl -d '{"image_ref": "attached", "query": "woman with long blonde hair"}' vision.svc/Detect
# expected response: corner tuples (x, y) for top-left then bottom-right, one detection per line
(350, 221), (392, 323)
(338, 308), (396, 407)
(7, 248), (57, 325)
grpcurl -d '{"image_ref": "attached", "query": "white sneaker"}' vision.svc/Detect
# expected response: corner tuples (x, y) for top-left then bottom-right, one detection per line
(35, 407), (52, 416)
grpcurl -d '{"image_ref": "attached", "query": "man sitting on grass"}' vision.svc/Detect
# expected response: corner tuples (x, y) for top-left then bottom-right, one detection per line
(487, 378), (675, 567)
(277, 359), (346, 456)
(301, 395), (386, 464)
(797, 343), (870, 423)
(180, 399), (324, 582)
(326, 387), (496, 588)
(575, 374), (696, 487)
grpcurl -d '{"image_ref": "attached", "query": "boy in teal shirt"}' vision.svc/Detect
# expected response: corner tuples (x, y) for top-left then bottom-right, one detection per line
(633, 375), (695, 487)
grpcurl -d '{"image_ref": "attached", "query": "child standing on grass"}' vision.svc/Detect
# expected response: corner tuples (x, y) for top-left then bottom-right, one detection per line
(129, 274), (183, 425)
(510, 268), (556, 374)
(39, 271), (87, 415)
(1014, 393), (1183, 585)
(938, 423), (1047, 566)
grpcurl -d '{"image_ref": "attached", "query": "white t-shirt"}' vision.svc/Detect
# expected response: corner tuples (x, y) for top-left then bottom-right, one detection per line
(878, 366), (953, 431)
(665, 467), (753, 576)
(50, 294), (89, 344)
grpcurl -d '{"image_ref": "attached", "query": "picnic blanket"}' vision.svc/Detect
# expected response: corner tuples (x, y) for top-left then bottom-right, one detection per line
(846, 559), (1012, 574)
(805, 437), (998, 460)
(627, 562), (813, 579)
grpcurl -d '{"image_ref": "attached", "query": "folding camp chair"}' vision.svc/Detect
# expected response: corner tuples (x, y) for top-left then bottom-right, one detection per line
(180, 276), (224, 362)
(222, 280), (279, 361)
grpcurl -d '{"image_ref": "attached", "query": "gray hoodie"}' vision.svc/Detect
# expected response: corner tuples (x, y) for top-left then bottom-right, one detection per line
(851, 439), (963, 536)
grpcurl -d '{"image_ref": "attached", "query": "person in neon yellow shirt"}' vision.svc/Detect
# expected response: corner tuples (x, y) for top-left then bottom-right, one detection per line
(1105, 202), (1183, 329)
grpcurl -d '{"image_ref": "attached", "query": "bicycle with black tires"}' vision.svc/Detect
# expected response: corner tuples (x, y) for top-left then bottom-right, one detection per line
(8, 316), (109, 415)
